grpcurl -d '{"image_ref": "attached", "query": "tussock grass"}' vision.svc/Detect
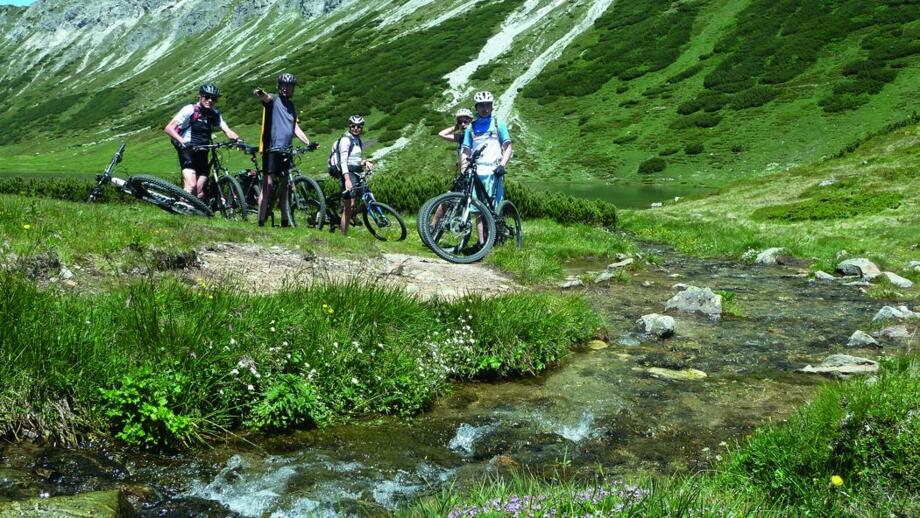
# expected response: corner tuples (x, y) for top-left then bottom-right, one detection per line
(0, 270), (601, 448)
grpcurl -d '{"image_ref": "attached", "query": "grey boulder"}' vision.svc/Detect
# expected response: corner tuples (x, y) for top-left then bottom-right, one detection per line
(814, 271), (835, 281)
(636, 313), (676, 339)
(872, 305), (919, 322)
(836, 258), (881, 279)
(754, 247), (784, 265)
(846, 330), (878, 347)
(880, 272), (913, 289)
(665, 286), (722, 319)
(798, 354), (879, 378)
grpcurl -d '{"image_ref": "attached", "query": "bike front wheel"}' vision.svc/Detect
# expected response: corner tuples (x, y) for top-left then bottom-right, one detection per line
(291, 176), (326, 229)
(419, 192), (495, 263)
(363, 201), (406, 241)
(496, 200), (523, 249)
(128, 175), (212, 217)
(217, 175), (248, 221)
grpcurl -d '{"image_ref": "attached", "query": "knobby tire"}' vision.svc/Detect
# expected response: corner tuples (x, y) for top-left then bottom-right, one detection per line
(128, 175), (212, 217)
(363, 201), (406, 241)
(419, 192), (495, 264)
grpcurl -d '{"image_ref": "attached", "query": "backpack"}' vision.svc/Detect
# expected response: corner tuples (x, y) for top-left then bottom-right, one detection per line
(327, 135), (362, 176)
(171, 103), (220, 148)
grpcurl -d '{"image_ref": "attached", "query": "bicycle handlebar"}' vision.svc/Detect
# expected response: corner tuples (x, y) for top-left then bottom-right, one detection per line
(191, 140), (241, 152)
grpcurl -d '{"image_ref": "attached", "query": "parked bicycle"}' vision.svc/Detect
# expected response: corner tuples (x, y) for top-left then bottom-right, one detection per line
(323, 171), (406, 241)
(88, 143), (212, 216)
(248, 144), (326, 228)
(233, 142), (263, 216)
(190, 140), (248, 220)
(417, 147), (522, 263)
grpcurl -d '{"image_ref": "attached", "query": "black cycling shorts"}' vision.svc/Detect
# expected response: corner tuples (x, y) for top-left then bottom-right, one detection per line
(177, 148), (209, 176)
(263, 151), (292, 178)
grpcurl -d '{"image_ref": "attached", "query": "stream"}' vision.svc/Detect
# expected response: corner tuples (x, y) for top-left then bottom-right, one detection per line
(0, 243), (892, 516)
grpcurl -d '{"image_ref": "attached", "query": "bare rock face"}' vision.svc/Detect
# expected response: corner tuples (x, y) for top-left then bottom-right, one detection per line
(665, 286), (722, 319)
(880, 272), (913, 289)
(836, 258), (881, 279)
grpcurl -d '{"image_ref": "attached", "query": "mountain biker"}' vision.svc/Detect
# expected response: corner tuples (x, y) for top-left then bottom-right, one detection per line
(164, 83), (241, 200)
(460, 91), (512, 245)
(438, 108), (473, 150)
(252, 72), (314, 227)
(328, 115), (374, 236)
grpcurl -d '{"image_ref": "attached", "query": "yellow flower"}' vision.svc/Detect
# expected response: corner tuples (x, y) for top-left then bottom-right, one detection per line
(22, 224), (31, 230)
(831, 475), (844, 487)
(208, 294), (214, 300)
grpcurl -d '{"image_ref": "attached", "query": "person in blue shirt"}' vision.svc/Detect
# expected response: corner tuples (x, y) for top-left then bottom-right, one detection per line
(460, 91), (512, 245)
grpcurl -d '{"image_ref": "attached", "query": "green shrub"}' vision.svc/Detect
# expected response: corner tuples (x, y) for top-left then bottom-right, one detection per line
(638, 157), (667, 174)
(100, 368), (196, 449)
(248, 374), (331, 431)
(751, 187), (902, 222)
(658, 147), (680, 156)
(819, 93), (870, 113)
(730, 85), (780, 109)
(612, 134), (639, 144)
(685, 142), (705, 155)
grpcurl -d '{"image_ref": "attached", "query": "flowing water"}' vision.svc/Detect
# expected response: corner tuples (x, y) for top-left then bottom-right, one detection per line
(0, 244), (892, 516)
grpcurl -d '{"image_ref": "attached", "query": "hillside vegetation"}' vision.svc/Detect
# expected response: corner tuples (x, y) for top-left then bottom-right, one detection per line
(0, 0), (916, 196)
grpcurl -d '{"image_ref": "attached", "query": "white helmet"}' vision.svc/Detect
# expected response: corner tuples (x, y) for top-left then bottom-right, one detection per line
(473, 91), (494, 104)
(455, 108), (473, 119)
(348, 115), (365, 125)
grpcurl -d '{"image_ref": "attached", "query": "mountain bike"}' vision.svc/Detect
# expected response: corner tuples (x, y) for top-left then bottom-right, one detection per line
(254, 145), (326, 228)
(323, 171), (406, 241)
(417, 148), (522, 263)
(191, 140), (248, 220)
(233, 142), (263, 216)
(88, 143), (212, 216)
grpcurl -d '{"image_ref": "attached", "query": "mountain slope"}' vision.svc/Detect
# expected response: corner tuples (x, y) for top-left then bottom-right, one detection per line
(0, 0), (917, 207)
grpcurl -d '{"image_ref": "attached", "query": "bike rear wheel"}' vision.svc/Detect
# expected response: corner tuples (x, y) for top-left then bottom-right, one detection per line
(496, 200), (523, 249)
(419, 192), (495, 263)
(363, 201), (406, 241)
(217, 175), (248, 221)
(291, 176), (326, 229)
(128, 175), (212, 217)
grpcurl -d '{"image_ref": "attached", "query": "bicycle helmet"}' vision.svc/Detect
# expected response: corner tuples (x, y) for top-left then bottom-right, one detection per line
(277, 72), (297, 86)
(456, 108), (473, 119)
(348, 115), (365, 126)
(199, 83), (220, 98)
(473, 91), (494, 104)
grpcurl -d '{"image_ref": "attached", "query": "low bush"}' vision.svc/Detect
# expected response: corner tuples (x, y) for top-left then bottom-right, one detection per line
(637, 157), (667, 174)
(658, 147), (679, 156)
(751, 185), (902, 222)
(729, 85), (780, 110)
(819, 92), (870, 113)
(612, 134), (639, 144)
(684, 142), (705, 155)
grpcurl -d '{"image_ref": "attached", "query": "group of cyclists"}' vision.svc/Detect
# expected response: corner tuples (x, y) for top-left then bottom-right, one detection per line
(164, 72), (512, 238)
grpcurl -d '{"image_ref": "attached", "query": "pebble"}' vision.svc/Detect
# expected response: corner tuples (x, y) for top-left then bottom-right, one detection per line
(846, 330), (878, 348)
(559, 278), (583, 289)
(814, 271), (835, 281)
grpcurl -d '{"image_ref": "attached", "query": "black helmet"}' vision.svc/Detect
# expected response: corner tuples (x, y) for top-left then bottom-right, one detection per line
(277, 73), (297, 86)
(199, 83), (220, 98)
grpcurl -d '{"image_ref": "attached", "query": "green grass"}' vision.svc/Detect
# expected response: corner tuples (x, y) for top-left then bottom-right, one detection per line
(0, 270), (601, 448)
(402, 353), (920, 516)
(620, 121), (920, 276)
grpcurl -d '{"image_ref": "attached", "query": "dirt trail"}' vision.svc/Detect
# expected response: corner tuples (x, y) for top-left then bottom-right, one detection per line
(190, 243), (518, 300)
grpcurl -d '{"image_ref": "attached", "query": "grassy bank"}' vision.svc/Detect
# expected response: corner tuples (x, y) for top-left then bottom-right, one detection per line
(620, 121), (920, 276)
(404, 353), (920, 516)
(0, 188), (627, 284)
(0, 270), (602, 448)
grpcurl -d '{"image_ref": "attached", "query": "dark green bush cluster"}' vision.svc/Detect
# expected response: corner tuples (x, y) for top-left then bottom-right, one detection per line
(751, 179), (903, 222)
(637, 157), (667, 174)
(730, 85), (780, 110)
(684, 142), (705, 155)
(522, 0), (700, 100)
(612, 134), (638, 144)
(670, 112), (721, 129)
(0, 176), (136, 204)
(0, 272), (601, 448)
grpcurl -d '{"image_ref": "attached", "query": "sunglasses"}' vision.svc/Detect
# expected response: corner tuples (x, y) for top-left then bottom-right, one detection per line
(202, 95), (219, 101)
(457, 118), (472, 124)
(350, 124), (364, 129)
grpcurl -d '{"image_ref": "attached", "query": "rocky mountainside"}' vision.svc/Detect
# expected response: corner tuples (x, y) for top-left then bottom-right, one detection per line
(0, 0), (917, 197)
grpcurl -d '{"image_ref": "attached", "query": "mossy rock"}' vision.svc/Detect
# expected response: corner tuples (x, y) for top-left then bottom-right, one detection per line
(0, 490), (128, 517)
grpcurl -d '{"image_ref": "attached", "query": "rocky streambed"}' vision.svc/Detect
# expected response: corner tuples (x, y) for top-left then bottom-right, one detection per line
(1, 244), (915, 516)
